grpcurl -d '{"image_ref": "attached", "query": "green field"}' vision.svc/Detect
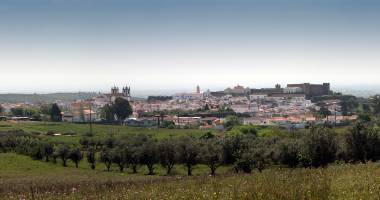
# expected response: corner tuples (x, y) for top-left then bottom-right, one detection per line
(3, 121), (380, 199)
(0, 121), (210, 143)
(2, 153), (380, 199)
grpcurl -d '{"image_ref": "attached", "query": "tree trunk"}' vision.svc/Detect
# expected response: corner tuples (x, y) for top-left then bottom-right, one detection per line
(166, 167), (172, 175)
(187, 165), (192, 176)
(211, 167), (216, 175)
(76, 163), (78, 168)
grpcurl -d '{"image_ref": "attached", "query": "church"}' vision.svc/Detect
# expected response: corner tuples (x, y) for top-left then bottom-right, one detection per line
(92, 85), (131, 102)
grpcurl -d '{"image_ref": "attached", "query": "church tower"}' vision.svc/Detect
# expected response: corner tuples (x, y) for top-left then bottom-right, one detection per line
(111, 85), (119, 94)
(196, 85), (200, 93)
(122, 85), (131, 101)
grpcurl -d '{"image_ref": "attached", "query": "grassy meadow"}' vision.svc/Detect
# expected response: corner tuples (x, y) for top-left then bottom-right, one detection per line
(0, 120), (208, 143)
(2, 152), (380, 199)
(2, 120), (379, 199)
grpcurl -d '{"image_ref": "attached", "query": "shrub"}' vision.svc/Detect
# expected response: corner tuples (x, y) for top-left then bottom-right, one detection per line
(199, 131), (217, 139)
(168, 124), (176, 129)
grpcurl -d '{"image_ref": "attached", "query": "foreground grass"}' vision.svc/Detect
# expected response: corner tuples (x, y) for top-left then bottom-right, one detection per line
(2, 153), (380, 199)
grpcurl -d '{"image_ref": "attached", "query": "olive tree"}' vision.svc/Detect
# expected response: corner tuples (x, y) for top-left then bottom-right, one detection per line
(345, 121), (380, 163)
(301, 126), (338, 168)
(157, 138), (177, 175)
(99, 147), (114, 171)
(177, 138), (199, 176)
(139, 140), (159, 175)
(199, 138), (223, 175)
(86, 147), (97, 170)
(68, 148), (83, 168)
(57, 145), (70, 167)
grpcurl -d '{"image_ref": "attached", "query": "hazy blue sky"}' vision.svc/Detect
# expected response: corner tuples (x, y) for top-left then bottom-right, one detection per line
(1, 0), (379, 94)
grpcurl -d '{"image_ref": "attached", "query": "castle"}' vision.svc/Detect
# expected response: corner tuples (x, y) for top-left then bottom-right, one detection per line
(287, 83), (330, 97)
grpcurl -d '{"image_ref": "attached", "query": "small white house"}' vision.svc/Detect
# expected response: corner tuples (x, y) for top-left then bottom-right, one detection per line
(249, 93), (268, 100)
(284, 87), (303, 93)
(243, 118), (261, 125)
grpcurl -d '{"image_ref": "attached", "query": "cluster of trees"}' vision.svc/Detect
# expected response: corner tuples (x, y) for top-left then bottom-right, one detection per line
(1, 121), (379, 175)
(100, 97), (133, 124)
(1, 103), (63, 122)
(340, 96), (380, 124)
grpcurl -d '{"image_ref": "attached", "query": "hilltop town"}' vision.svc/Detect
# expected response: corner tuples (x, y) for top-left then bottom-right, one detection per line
(1, 82), (374, 130)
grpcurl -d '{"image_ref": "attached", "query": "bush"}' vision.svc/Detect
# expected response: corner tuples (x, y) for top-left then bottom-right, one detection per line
(46, 130), (55, 136)
(168, 124), (176, 129)
(305, 124), (311, 129)
(83, 132), (94, 137)
(226, 130), (243, 137)
(199, 131), (217, 139)
(231, 125), (257, 135)
(358, 113), (371, 122)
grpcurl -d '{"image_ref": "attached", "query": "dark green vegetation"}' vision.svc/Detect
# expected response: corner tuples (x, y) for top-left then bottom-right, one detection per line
(1, 121), (380, 199)
(147, 95), (172, 102)
(0, 92), (97, 103)
(313, 94), (356, 102)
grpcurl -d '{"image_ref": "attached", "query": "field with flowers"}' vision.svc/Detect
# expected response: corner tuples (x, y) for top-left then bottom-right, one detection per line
(2, 152), (380, 199)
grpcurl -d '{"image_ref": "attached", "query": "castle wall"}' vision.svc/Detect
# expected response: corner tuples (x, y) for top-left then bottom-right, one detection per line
(287, 84), (304, 88)
(250, 88), (283, 93)
(287, 83), (330, 96)
(309, 84), (325, 96)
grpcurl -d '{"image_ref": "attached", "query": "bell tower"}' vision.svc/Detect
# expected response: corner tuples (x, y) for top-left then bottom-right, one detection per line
(196, 85), (200, 93)
(111, 85), (119, 94)
(122, 85), (131, 101)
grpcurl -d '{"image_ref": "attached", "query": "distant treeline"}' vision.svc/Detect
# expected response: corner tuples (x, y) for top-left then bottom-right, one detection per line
(0, 93), (97, 103)
(312, 95), (356, 103)
(0, 93), (146, 103)
(147, 96), (172, 102)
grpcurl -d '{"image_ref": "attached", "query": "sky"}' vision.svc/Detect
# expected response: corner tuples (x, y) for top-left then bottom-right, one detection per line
(1, 0), (380, 94)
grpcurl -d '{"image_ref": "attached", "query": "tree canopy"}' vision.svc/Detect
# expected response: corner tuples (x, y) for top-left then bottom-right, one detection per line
(100, 103), (115, 122)
(111, 97), (133, 125)
(50, 103), (62, 122)
(224, 115), (241, 129)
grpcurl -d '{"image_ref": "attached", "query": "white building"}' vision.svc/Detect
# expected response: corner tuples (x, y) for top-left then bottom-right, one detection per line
(267, 94), (306, 101)
(172, 86), (211, 101)
(284, 87), (303, 93)
(243, 118), (261, 125)
(224, 85), (250, 94)
(249, 93), (268, 100)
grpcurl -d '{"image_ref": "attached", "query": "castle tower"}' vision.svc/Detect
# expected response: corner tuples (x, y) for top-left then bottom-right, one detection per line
(111, 85), (119, 94)
(323, 83), (330, 95)
(196, 85), (200, 93)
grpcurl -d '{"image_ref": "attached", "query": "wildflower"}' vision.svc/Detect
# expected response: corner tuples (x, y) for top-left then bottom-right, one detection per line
(73, 188), (77, 192)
